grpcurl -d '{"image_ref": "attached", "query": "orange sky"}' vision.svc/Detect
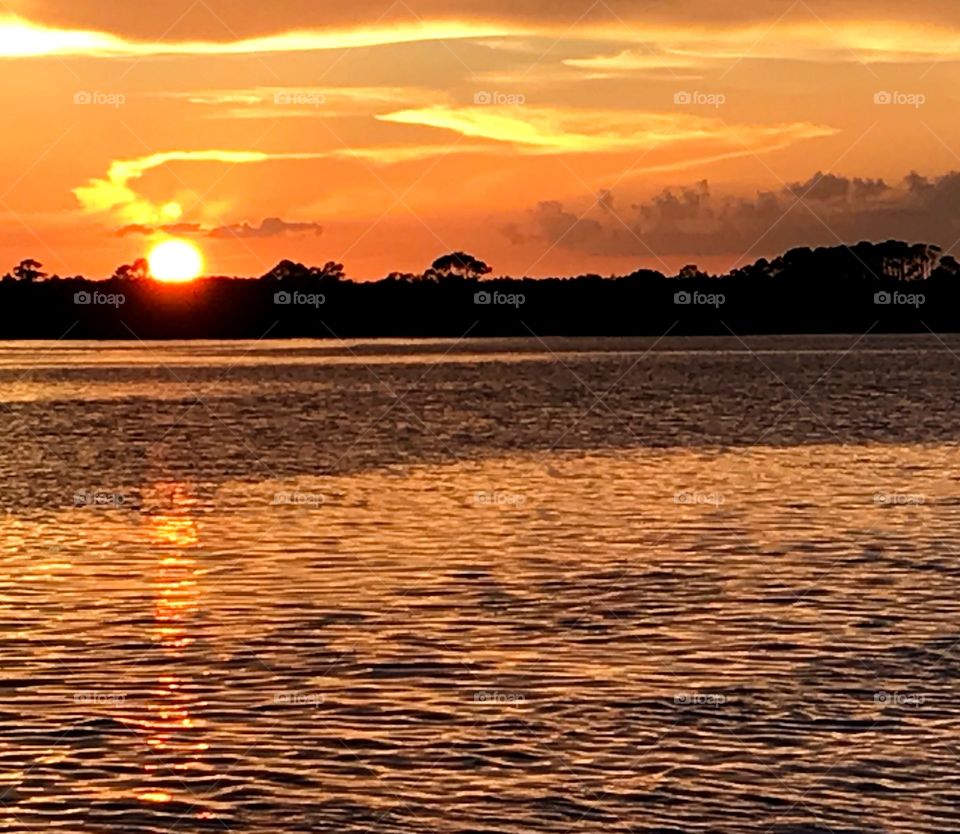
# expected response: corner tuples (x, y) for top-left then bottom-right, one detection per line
(1, 0), (960, 278)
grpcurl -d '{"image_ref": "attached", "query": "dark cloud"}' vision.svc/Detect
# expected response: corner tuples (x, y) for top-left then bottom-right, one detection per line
(116, 224), (152, 237)
(208, 218), (323, 239)
(116, 222), (202, 237)
(502, 171), (960, 258)
(116, 218), (322, 240)
(785, 172), (890, 202)
(597, 189), (615, 213)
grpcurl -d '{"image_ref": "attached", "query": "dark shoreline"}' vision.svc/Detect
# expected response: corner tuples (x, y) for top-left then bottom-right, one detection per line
(0, 273), (952, 339)
(1, 239), (955, 338)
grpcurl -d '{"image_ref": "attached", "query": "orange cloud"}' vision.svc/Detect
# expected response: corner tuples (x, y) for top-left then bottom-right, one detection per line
(563, 20), (960, 74)
(157, 86), (443, 120)
(377, 105), (835, 157)
(72, 145), (498, 225)
(0, 14), (958, 65)
(73, 150), (274, 224)
(0, 16), (522, 58)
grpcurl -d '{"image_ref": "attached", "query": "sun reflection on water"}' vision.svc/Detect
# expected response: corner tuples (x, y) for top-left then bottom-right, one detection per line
(138, 482), (208, 807)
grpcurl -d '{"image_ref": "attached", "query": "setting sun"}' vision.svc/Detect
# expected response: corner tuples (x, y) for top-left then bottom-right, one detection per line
(148, 240), (204, 283)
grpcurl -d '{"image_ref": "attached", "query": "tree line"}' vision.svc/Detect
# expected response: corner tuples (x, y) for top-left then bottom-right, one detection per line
(1, 240), (958, 338)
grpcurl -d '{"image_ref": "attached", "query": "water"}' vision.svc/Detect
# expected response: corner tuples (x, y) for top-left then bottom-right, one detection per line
(2, 335), (960, 832)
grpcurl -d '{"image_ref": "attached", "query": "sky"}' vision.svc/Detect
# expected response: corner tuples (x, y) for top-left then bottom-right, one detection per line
(2, 0), (960, 279)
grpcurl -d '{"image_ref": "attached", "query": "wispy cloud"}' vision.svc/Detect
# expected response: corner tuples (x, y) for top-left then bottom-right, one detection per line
(564, 49), (706, 77)
(154, 85), (443, 120)
(73, 150), (279, 224)
(2, 15), (959, 63)
(378, 106), (834, 155)
(74, 145), (497, 225)
(0, 17), (521, 58)
(562, 20), (960, 75)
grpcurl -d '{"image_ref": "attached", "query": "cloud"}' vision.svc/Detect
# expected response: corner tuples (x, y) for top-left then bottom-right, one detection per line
(0, 17), (521, 58)
(3, 14), (960, 65)
(155, 85), (440, 118)
(115, 224), (152, 237)
(75, 114), (831, 234)
(76, 145), (481, 226)
(378, 106), (833, 155)
(116, 222), (202, 237)
(564, 48), (707, 77)
(73, 150), (275, 224)
(562, 20), (960, 73)
(501, 171), (960, 259)
(177, 92), (265, 106)
(117, 217), (322, 239)
(208, 217), (323, 239)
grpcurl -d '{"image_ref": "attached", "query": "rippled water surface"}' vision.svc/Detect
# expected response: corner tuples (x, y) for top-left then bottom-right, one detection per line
(3, 335), (960, 833)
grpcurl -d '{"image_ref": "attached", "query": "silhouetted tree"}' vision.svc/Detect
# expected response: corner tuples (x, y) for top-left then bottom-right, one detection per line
(676, 264), (709, 280)
(262, 260), (345, 282)
(113, 258), (150, 281)
(930, 254), (960, 282)
(13, 259), (46, 282)
(624, 268), (667, 282)
(909, 243), (941, 281)
(938, 255), (960, 275)
(309, 261), (345, 282)
(262, 260), (311, 281)
(430, 252), (492, 280)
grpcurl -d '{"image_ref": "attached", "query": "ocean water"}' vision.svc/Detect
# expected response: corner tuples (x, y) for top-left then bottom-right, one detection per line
(2, 335), (960, 832)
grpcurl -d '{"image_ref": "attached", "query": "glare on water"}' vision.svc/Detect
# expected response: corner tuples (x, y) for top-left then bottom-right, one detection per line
(1, 336), (959, 832)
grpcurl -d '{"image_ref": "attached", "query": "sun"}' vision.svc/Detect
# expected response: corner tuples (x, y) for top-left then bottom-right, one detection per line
(148, 239), (204, 283)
